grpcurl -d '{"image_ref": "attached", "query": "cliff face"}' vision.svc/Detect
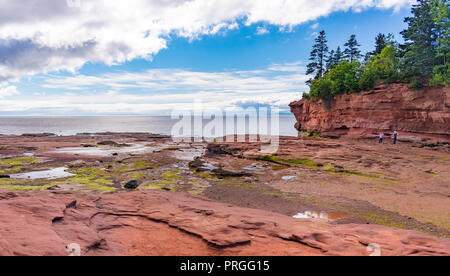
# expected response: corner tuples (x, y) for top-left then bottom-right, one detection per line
(289, 84), (450, 142)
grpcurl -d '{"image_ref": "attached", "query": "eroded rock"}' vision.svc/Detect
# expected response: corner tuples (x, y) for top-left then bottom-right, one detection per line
(0, 190), (449, 256)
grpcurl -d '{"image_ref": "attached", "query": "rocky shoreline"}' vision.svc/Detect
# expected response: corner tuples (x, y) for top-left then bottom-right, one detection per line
(0, 132), (449, 256)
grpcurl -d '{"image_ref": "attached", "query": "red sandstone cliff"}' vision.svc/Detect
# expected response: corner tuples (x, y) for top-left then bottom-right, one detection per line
(289, 84), (450, 142)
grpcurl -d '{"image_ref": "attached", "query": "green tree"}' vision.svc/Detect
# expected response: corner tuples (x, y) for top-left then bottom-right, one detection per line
(306, 31), (329, 85)
(309, 62), (362, 99)
(373, 33), (388, 55)
(401, 0), (439, 87)
(344, 35), (361, 63)
(326, 47), (345, 73)
(325, 50), (335, 73)
(335, 46), (344, 64)
(430, 0), (449, 86)
(359, 46), (401, 90)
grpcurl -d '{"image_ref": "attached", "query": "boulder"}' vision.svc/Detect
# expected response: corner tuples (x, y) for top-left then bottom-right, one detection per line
(124, 180), (139, 190)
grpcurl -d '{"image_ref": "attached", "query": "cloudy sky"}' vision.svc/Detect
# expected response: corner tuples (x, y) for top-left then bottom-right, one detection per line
(0, 0), (414, 115)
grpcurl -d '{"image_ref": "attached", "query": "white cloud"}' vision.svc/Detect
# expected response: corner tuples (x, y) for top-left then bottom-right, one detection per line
(0, 62), (308, 114)
(0, 0), (414, 82)
(256, 26), (269, 35)
(310, 23), (319, 30)
(0, 85), (19, 99)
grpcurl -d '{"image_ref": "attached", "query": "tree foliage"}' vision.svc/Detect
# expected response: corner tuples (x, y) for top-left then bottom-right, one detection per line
(430, 0), (450, 86)
(309, 62), (361, 99)
(304, 0), (449, 100)
(306, 30), (329, 85)
(362, 46), (401, 86)
(344, 35), (361, 63)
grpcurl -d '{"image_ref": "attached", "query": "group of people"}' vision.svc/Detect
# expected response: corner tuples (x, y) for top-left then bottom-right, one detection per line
(379, 131), (398, 145)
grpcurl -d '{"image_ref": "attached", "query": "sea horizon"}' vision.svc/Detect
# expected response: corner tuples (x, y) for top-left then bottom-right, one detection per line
(0, 115), (299, 137)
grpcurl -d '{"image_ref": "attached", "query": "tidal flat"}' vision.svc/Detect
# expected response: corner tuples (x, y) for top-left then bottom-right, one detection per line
(0, 132), (449, 238)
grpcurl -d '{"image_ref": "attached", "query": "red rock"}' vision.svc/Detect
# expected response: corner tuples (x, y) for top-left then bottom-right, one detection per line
(289, 84), (450, 142)
(0, 190), (448, 256)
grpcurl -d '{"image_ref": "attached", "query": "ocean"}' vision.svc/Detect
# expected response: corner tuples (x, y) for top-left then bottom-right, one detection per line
(0, 115), (299, 137)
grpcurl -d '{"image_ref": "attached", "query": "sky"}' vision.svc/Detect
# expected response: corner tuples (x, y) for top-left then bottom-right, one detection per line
(0, 0), (415, 116)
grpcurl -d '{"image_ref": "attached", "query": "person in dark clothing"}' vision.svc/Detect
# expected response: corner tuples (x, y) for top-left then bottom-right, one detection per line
(379, 133), (384, 144)
(393, 131), (398, 145)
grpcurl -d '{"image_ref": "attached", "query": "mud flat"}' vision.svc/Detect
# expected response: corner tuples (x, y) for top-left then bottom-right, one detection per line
(0, 133), (449, 256)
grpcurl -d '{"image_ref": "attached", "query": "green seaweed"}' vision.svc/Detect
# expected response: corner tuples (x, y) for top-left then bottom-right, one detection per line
(62, 166), (116, 192)
(255, 155), (283, 164)
(327, 168), (397, 183)
(0, 166), (24, 174)
(301, 131), (321, 138)
(161, 169), (181, 180)
(142, 182), (175, 192)
(285, 158), (323, 169)
(0, 178), (25, 185)
(0, 156), (38, 166)
(0, 183), (57, 191)
(216, 178), (258, 190)
(195, 171), (220, 179)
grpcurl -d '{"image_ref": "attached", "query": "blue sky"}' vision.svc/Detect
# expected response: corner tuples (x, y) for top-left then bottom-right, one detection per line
(0, 0), (414, 115)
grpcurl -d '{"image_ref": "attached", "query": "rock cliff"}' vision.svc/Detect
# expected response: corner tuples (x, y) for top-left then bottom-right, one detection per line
(289, 84), (450, 142)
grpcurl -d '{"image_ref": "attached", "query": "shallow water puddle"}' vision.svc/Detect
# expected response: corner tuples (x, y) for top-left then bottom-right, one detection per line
(282, 176), (297, 180)
(244, 164), (265, 171)
(170, 145), (205, 161)
(200, 166), (219, 171)
(0, 152), (35, 158)
(51, 144), (165, 157)
(10, 167), (75, 180)
(293, 211), (350, 221)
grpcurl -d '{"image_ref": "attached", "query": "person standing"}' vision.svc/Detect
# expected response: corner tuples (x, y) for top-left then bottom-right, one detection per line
(379, 133), (384, 144)
(393, 131), (398, 145)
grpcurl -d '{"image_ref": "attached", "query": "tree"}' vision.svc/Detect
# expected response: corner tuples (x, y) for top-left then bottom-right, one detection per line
(309, 62), (362, 99)
(306, 31), (329, 85)
(344, 35), (361, 63)
(373, 33), (387, 56)
(359, 46), (401, 90)
(325, 50), (335, 74)
(430, 0), (449, 86)
(335, 47), (344, 64)
(325, 47), (344, 73)
(401, 0), (439, 87)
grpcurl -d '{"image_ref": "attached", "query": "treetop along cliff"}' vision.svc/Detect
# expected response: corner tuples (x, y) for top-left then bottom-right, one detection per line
(303, 0), (449, 101)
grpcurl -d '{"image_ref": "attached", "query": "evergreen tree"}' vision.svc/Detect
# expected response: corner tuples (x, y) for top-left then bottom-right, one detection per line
(401, 0), (439, 87)
(344, 35), (361, 63)
(363, 52), (372, 65)
(374, 33), (387, 55)
(325, 47), (344, 73)
(325, 50), (335, 73)
(430, 0), (449, 86)
(306, 31), (329, 85)
(334, 46), (344, 64)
